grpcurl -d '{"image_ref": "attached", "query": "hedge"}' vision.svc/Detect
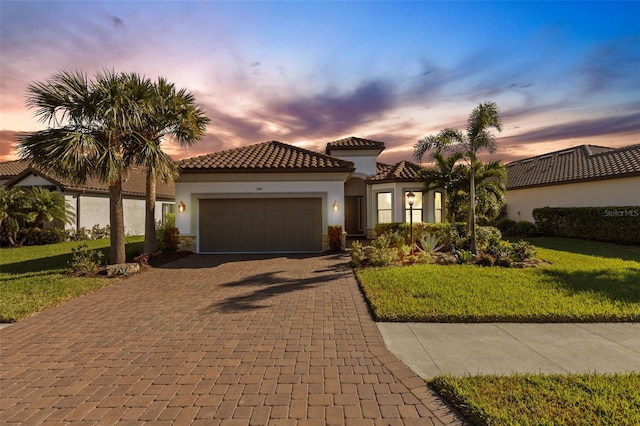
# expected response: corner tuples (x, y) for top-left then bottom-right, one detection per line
(532, 206), (640, 245)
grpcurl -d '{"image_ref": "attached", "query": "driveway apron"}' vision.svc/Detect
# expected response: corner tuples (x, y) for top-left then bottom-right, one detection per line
(1, 254), (464, 425)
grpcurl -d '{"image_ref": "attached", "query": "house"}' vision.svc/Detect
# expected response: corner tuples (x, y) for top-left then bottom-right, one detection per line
(505, 144), (640, 222)
(175, 137), (441, 253)
(0, 160), (175, 236)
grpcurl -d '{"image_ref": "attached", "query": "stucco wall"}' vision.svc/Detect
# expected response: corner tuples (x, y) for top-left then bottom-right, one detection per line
(175, 173), (347, 247)
(506, 176), (640, 222)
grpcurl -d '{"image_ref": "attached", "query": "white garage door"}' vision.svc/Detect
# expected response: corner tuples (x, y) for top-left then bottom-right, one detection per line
(199, 198), (323, 253)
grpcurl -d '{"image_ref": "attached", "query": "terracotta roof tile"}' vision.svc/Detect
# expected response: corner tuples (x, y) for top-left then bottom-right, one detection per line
(1, 161), (174, 198)
(367, 160), (422, 183)
(0, 160), (29, 178)
(507, 144), (640, 189)
(179, 140), (355, 173)
(325, 136), (386, 153)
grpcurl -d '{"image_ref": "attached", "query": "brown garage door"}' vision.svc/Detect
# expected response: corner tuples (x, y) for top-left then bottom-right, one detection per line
(199, 198), (323, 253)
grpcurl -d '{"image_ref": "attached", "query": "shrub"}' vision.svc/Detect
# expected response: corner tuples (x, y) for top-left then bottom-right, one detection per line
(90, 224), (110, 240)
(418, 232), (442, 254)
(22, 228), (69, 246)
(495, 257), (513, 268)
(533, 206), (640, 244)
(495, 218), (517, 236)
(486, 239), (513, 260)
(154, 213), (179, 254)
(514, 221), (538, 237)
(437, 224), (464, 251)
(510, 240), (535, 262)
(367, 233), (399, 266)
(455, 249), (475, 264)
(69, 227), (90, 241)
(68, 242), (104, 275)
(328, 225), (343, 252)
(475, 226), (502, 253)
(350, 240), (365, 267)
(475, 253), (495, 267)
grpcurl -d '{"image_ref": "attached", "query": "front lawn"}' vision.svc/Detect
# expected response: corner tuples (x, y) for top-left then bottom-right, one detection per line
(430, 373), (640, 426)
(356, 238), (640, 322)
(0, 237), (143, 322)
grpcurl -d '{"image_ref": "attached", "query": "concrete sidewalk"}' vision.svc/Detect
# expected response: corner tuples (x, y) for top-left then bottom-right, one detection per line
(378, 322), (640, 379)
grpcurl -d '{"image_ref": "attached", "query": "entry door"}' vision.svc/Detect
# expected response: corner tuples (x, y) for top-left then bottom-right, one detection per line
(344, 196), (364, 235)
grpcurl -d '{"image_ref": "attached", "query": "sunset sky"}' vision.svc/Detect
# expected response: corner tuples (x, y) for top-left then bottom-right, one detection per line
(1, 1), (638, 165)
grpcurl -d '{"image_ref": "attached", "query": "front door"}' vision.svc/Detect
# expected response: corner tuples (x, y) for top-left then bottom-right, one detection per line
(344, 196), (364, 235)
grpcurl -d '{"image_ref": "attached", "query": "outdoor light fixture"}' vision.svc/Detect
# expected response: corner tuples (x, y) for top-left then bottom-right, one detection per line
(407, 191), (415, 247)
(333, 200), (339, 212)
(178, 201), (186, 213)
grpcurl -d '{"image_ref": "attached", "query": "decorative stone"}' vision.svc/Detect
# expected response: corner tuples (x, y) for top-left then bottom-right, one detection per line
(106, 263), (141, 277)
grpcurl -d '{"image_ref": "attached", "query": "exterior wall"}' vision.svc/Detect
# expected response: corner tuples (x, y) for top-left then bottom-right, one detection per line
(328, 150), (379, 176)
(368, 182), (430, 237)
(11, 174), (53, 186)
(175, 172), (348, 253)
(506, 176), (640, 222)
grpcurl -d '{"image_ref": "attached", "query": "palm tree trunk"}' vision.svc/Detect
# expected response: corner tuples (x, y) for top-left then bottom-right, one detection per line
(469, 163), (478, 254)
(144, 170), (158, 255)
(109, 177), (126, 264)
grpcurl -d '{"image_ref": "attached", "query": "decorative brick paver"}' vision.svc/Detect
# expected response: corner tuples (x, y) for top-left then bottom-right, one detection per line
(1, 254), (465, 424)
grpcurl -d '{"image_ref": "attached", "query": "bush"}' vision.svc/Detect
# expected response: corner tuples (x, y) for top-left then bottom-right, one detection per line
(514, 221), (538, 237)
(495, 218), (517, 236)
(476, 253), (495, 267)
(68, 242), (104, 275)
(90, 224), (110, 240)
(328, 225), (342, 252)
(486, 239), (513, 260)
(533, 206), (640, 244)
(475, 226), (502, 253)
(455, 249), (474, 264)
(350, 240), (365, 267)
(22, 228), (69, 246)
(69, 227), (90, 241)
(155, 213), (179, 254)
(418, 232), (442, 254)
(510, 240), (535, 262)
(366, 233), (400, 266)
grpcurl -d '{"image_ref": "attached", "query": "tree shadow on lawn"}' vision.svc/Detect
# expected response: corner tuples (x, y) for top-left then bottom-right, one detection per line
(204, 258), (350, 314)
(528, 237), (640, 262)
(538, 267), (640, 305)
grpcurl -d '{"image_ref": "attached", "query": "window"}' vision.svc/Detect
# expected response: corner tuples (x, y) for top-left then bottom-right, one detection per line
(377, 192), (392, 223)
(162, 203), (175, 225)
(434, 192), (443, 223)
(404, 191), (423, 223)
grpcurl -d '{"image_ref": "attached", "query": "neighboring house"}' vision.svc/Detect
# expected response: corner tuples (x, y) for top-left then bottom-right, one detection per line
(175, 137), (442, 253)
(0, 160), (175, 236)
(505, 144), (640, 222)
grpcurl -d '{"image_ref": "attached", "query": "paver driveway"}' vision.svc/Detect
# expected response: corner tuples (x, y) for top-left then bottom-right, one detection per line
(1, 253), (464, 425)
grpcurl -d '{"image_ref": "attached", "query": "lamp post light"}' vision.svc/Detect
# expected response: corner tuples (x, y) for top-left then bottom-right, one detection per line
(407, 191), (416, 248)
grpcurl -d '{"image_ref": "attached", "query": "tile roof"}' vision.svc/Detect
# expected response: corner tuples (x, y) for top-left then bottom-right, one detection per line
(507, 144), (640, 189)
(0, 160), (29, 179)
(325, 136), (386, 153)
(179, 140), (355, 173)
(1, 161), (174, 199)
(367, 160), (422, 183)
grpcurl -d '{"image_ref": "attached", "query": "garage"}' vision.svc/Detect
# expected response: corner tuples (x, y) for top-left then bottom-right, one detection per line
(199, 198), (323, 253)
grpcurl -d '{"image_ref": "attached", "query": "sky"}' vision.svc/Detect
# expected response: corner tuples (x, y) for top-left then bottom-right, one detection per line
(1, 1), (639, 166)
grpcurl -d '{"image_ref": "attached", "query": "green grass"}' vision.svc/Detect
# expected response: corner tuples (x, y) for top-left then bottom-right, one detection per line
(356, 239), (640, 322)
(0, 237), (144, 322)
(430, 373), (640, 426)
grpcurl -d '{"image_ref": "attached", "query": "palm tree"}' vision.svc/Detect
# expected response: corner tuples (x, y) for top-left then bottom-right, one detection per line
(129, 77), (209, 255)
(453, 160), (507, 225)
(414, 101), (502, 253)
(17, 187), (75, 245)
(0, 186), (27, 246)
(417, 151), (465, 223)
(19, 70), (148, 264)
